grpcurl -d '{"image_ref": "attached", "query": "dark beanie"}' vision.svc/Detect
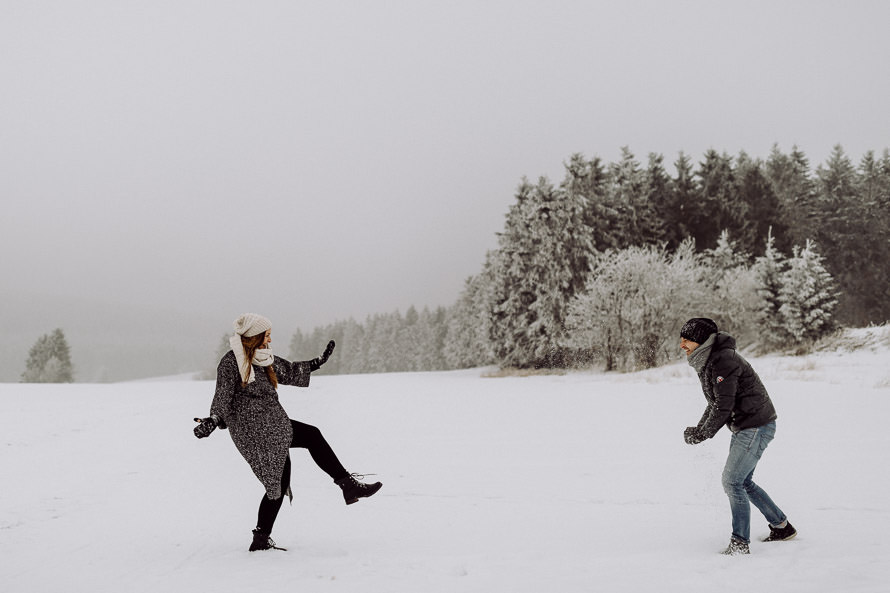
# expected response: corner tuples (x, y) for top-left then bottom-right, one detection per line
(680, 318), (718, 344)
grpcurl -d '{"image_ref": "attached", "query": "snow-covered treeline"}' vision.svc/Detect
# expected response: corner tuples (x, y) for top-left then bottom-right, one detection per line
(289, 306), (450, 375)
(291, 145), (886, 374)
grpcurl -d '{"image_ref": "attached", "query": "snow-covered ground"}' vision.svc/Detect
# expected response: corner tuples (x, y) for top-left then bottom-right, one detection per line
(2, 336), (889, 593)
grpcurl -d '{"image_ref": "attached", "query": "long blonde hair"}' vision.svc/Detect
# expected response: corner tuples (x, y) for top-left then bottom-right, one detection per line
(240, 333), (278, 389)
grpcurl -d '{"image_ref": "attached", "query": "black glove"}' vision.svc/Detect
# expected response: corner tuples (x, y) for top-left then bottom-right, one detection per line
(194, 416), (217, 439)
(309, 340), (336, 372)
(684, 426), (705, 445)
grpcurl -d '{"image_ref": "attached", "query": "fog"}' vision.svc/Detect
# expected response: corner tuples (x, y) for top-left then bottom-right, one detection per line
(3, 1), (889, 381)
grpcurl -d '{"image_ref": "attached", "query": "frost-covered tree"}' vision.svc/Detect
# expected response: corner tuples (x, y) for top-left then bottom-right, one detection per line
(562, 153), (615, 252)
(397, 306), (447, 372)
(608, 147), (659, 247)
(288, 307), (452, 375)
(444, 269), (495, 369)
(287, 144), (890, 372)
(778, 240), (838, 345)
(487, 176), (594, 367)
(399, 306), (424, 372)
(363, 312), (402, 373)
(21, 328), (74, 383)
(714, 264), (762, 348)
(701, 231), (760, 346)
(753, 229), (791, 351)
(337, 318), (366, 374)
(417, 306), (449, 371)
(564, 240), (704, 371)
(486, 179), (539, 366)
(705, 230), (748, 276)
(290, 319), (350, 375)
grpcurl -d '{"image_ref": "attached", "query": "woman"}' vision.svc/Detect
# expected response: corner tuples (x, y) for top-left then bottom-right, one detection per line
(194, 313), (382, 552)
(680, 317), (796, 556)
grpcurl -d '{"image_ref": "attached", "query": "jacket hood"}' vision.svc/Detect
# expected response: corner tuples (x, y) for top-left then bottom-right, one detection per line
(713, 331), (736, 351)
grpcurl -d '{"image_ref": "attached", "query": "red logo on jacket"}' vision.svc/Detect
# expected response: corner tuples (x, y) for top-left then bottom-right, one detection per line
(717, 376), (724, 383)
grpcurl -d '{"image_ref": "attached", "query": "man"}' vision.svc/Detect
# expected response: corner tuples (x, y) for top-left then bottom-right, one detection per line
(680, 317), (797, 555)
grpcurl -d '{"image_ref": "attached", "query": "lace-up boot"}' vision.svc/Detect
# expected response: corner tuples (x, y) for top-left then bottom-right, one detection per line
(249, 528), (287, 552)
(335, 474), (383, 505)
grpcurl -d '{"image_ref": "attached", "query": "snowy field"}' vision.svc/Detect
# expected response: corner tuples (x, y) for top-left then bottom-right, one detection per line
(2, 333), (889, 593)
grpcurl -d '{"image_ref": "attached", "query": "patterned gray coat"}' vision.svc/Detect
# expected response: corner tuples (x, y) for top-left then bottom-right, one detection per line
(209, 350), (313, 500)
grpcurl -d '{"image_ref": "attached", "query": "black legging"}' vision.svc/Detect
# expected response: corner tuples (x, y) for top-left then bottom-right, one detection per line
(256, 420), (349, 534)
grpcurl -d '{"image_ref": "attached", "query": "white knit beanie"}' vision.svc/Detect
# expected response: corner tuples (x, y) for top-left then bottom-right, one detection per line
(233, 313), (272, 337)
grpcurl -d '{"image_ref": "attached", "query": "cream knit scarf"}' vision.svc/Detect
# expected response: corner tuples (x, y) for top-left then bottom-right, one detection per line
(229, 335), (275, 384)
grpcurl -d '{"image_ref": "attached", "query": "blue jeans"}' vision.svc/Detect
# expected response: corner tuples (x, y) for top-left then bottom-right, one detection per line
(721, 421), (786, 543)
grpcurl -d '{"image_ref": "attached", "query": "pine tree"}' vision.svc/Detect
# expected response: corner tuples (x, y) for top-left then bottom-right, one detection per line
(665, 151), (698, 247)
(399, 305), (423, 372)
(734, 156), (784, 256)
(858, 150), (882, 205)
(487, 179), (536, 366)
(487, 176), (595, 367)
(765, 144), (814, 253)
(705, 230), (748, 276)
(21, 328), (74, 383)
(288, 327), (307, 360)
(444, 269), (495, 369)
(414, 306), (448, 371)
(753, 229), (790, 351)
(694, 150), (736, 249)
(365, 312), (402, 373)
(643, 152), (672, 247)
(556, 156), (599, 295)
(814, 145), (872, 325)
(394, 306), (447, 372)
(561, 153), (615, 252)
(338, 318), (366, 374)
(852, 150), (890, 322)
(778, 240), (839, 345)
(608, 147), (658, 247)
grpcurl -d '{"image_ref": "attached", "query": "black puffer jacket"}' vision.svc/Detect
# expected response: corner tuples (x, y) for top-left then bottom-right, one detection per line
(695, 332), (777, 438)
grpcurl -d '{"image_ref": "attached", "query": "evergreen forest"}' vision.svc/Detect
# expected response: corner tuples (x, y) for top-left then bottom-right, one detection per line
(290, 144), (890, 374)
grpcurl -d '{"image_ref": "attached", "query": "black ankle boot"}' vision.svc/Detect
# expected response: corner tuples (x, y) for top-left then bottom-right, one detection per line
(335, 474), (383, 505)
(763, 521), (797, 542)
(249, 528), (287, 552)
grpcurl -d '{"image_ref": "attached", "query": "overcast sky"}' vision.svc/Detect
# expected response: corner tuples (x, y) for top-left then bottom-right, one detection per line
(3, 0), (889, 337)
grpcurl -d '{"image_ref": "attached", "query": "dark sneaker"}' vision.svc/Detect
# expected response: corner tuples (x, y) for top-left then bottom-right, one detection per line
(721, 537), (750, 556)
(249, 528), (287, 552)
(336, 473), (383, 505)
(763, 522), (797, 542)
